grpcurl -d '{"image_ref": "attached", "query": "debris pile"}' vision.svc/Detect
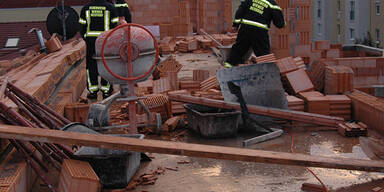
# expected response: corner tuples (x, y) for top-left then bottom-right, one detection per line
(159, 33), (237, 54)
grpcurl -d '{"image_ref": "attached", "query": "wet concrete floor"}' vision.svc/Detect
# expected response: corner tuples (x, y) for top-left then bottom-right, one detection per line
(134, 129), (384, 192)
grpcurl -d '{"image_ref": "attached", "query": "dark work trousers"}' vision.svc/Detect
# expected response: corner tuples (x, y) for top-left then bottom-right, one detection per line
(226, 24), (271, 66)
(85, 37), (112, 94)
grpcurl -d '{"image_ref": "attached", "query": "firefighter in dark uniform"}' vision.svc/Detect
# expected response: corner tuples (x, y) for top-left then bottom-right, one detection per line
(79, 0), (119, 100)
(114, 0), (132, 23)
(224, 0), (286, 68)
(107, 0), (132, 23)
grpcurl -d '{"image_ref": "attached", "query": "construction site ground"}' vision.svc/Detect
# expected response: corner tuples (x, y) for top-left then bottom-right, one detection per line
(135, 129), (384, 192)
(25, 52), (384, 191)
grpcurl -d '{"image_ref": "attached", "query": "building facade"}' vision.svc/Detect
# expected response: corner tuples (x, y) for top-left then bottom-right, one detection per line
(312, 0), (371, 45)
(312, 0), (336, 42)
(371, 0), (384, 48)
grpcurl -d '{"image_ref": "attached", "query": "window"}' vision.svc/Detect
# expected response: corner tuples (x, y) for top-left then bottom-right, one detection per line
(376, 28), (380, 46)
(350, 28), (355, 40)
(337, 24), (341, 42)
(318, 23), (321, 34)
(4, 38), (20, 48)
(317, 1), (321, 18)
(350, 1), (355, 21)
(337, 0), (341, 12)
(376, 2), (381, 15)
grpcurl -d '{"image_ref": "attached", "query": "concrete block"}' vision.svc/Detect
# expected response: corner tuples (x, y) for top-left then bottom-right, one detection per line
(217, 63), (289, 126)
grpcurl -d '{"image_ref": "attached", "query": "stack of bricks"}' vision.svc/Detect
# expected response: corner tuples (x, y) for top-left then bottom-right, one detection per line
(298, 91), (330, 115)
(347, 90), (384, 135)
(159, 37), (176, 54)
(335, 57), (384, 89)
(195, 35), (213, 50)
(200, 76), (220, 91)
(275, 56), (315, 95)
(338, 122), (368, 137)
(137, 55), (182, 95)
(271, 0), (311, 59)
(293, 57), (305, 69)
(159, 34), (235, 54)
(193, 69), (210, 82)
(324, 65), (354, 94)
(286, 95), (305, 111)
(136, 94), (172, 121)
(307, 60), (326, 91)
(179, 80), (200, 90)
(177, 38), (198, 53)
(255, 54), (277, 64)
(325, 95), (351, 120)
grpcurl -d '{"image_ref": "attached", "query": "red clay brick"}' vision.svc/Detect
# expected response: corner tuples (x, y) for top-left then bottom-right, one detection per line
(285, 69), (315, 94)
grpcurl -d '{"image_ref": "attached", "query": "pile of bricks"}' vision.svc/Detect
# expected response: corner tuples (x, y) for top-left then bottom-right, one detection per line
(324, 65), (354, 94)
(275, 55), (315, 95)
(347, 90), (384, 135)
(178, 39), (198, 53)
(288, 39), (384, 94)
(335, 57), (384, 89)
(134, 56), (222, 119)
(338, 122), (368, 137)
(159, 34), (236, 54)
(307, 60), (326, 91)
(325, 95), (351, 120)
(298, 91), (330, 115)
(286, 95), (305, 111)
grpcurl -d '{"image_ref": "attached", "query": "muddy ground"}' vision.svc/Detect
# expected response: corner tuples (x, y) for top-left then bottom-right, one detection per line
(132, 129), (384, 192)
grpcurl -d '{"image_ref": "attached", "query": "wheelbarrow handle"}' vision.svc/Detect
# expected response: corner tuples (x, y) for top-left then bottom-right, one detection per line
(200, 29), (224, 47)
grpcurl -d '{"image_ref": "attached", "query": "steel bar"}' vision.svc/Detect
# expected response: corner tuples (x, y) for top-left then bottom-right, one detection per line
(12, 140), (56, 192)
(6, 91), (48, 129)
(7, 82), (71, 125)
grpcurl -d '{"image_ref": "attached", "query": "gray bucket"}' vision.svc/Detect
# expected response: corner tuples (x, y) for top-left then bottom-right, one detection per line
(216, 63), (288, 128)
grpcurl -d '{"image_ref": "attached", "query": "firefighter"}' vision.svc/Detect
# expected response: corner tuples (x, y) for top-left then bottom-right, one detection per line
(107, 0), (132, 23)
(114, 0), (132, 23)
(79, 0), (119, 100)
(224, 0), (286, 68)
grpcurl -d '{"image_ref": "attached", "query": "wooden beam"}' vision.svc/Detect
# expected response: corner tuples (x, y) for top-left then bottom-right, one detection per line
(0, 125), (383, 172)
(168, 94), (344, 127)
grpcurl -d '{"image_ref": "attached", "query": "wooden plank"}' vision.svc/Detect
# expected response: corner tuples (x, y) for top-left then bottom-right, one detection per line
(243, 128), (283, 146)
(0, 125), (383, 172)
(168, 94), (345, 127)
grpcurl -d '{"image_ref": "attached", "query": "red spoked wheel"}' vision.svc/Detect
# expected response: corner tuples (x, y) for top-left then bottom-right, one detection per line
(100, 23), (159, 81)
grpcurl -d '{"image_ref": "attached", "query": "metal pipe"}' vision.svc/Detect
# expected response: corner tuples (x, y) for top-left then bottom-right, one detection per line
(42, 143), (64, 163)
(6, 91), (48, 129)
(3, 94), (72, 158)
(30, 142), (61, 171)
(12, 140), (56, 192)
(61, 0), (67, 41)
(0, 101), (66, 168)
(7, 83), (71, 125)
(28, 28), (48, 53)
